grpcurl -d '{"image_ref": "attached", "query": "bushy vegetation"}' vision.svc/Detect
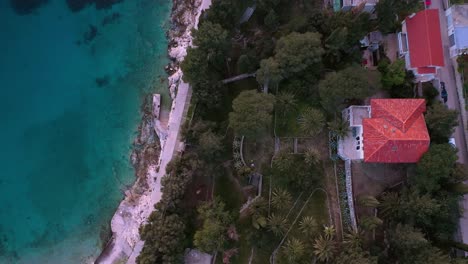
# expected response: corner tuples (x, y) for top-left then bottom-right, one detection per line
(138, 0), (468, 263)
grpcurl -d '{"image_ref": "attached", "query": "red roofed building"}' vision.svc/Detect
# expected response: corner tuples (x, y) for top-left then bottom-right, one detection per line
(398, 9), (444, 81)
(338, 99), (430, 163)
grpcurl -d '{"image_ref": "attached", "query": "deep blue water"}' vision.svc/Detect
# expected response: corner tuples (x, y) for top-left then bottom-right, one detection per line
(0, 1), (170, 263)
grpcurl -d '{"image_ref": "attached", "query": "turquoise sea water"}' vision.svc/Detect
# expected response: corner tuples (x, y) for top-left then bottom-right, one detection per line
(0, 1), (170, 263)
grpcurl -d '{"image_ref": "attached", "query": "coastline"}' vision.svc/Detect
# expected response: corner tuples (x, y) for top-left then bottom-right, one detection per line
(95, 0), (210, 263)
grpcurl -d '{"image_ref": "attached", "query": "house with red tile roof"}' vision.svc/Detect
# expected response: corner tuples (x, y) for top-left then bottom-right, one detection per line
(398, 9), (445, 81)
(338, 99), (430, 163)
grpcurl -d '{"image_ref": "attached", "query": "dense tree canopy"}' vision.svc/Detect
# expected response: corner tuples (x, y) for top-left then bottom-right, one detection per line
(138, 212), (186, 264)
(193, 198), (233, 253)
(229, 90), (275, 137)
(425, 102), (459, 144)
(319, 65), (380, 112)
(375, 0), (420, 33)
(412, 144), (458, 194)
(274, 32), (324, 77)
(378, 59), (406, 88)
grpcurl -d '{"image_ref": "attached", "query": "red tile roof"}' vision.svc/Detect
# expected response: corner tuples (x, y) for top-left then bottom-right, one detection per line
(363, 99), (430, 163)
(417, 67), (437, 74)
(405, 9), (444, 69)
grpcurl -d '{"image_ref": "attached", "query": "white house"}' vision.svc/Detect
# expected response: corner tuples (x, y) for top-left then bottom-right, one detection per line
(445, 4), (468, 58)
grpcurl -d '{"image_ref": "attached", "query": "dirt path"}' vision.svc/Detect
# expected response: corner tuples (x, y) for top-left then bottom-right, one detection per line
(324, 160), (343, 240)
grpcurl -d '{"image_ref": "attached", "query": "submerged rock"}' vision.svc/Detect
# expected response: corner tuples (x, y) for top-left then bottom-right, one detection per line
(95, 75), (110, 87)
(101, 12), (121, 26)
(10, 0), (49, 15)
(66, 0), (123, 12)
(83, 24), (98, 44)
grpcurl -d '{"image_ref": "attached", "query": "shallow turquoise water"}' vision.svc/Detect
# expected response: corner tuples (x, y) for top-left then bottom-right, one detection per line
(0, 1), (170, 263)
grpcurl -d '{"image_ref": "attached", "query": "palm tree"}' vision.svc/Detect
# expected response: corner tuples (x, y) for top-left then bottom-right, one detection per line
(378, 192), (400, 220)
(357, 195), (380, 208)
(304, 147), (321, 166)
(343, 228), (365, 249)
(298, 107), (325, 136)
(267, 213), (288, 236)
(359, 216), (383, 232)
(327, 117), (349, 138)
(313, 235), (335, 262)
(271, 188), (293, 211)
(276, 91), (298, 116)
(323, 225), (336, 240)
(282, 238), (306, 263)
(299, 216), (319, 237)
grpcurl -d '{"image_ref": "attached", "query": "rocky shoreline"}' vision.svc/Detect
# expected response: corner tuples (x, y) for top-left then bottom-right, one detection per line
(95, 0), (208, 263)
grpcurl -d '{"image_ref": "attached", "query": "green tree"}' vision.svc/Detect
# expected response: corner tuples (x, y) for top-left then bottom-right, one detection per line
(274, 32), (324, 78)
(319, 66), (380, 113)
(138, 213), (186, 264)
(257, 0), (281, 12)
(194, 198), (232, 253)
(205, 0), (240, 30)
(335, 247), (377, 264)
(378, 191), (400, 220)
(359, 216), (383, 232)
(264, 9), (279, 30)
(248, 197), (269, 229)
(198, 129), (223, 158)
(267, 213), (288, 236)
(343, 229), (365, 250)
(327, 117), (349, 138)
(323, 225), (336, 240)
(412, 144), (458, 194)
(229, 90), (275, 137)
(298, 107), (325, 136)
(275, 91), (297, 116)
(256, 57), (283, 88)
(181, 47), (211, 85)
(375, 0), (420, 34)
(272, 151), (322, 191)
(388, 224), (428, 255)
(399, 188), (442, 226)
(378, 59), (406, 88)
(193, 218), (226, 253)
(313, 235), (335, 262)
(282, 238), (306, 263)
(357, 195), (380, 208)
(192, 22), (229, 67)
(237, 54), (258, 73)
(425, 101), (459, 144)
(299, 216), (319, 237)
(304, 147), (321, 166)
(271, 188), (293, 211)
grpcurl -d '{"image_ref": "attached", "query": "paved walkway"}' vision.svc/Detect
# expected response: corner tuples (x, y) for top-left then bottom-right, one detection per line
(126, 81), (191, 264)
(433, 0), (468, 250)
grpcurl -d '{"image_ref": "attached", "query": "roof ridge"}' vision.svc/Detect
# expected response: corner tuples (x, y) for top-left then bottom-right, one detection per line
(364, 120), (389, 161)
(402, 100), (424, 126)
(424, 10), (434, 65)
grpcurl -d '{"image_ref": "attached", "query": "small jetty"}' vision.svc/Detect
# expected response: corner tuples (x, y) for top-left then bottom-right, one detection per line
(152, 94), (161, 119)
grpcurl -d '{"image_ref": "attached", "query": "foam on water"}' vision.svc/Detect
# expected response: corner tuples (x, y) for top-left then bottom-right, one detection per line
(0, 0), (170, 262)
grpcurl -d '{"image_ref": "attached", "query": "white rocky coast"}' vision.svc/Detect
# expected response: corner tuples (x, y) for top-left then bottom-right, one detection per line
(95, 0), (211, 263)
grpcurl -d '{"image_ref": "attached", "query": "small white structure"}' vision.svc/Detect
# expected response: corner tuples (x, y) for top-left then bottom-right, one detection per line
(445, 5), (468, 58)
(338, 106), (371, 160)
